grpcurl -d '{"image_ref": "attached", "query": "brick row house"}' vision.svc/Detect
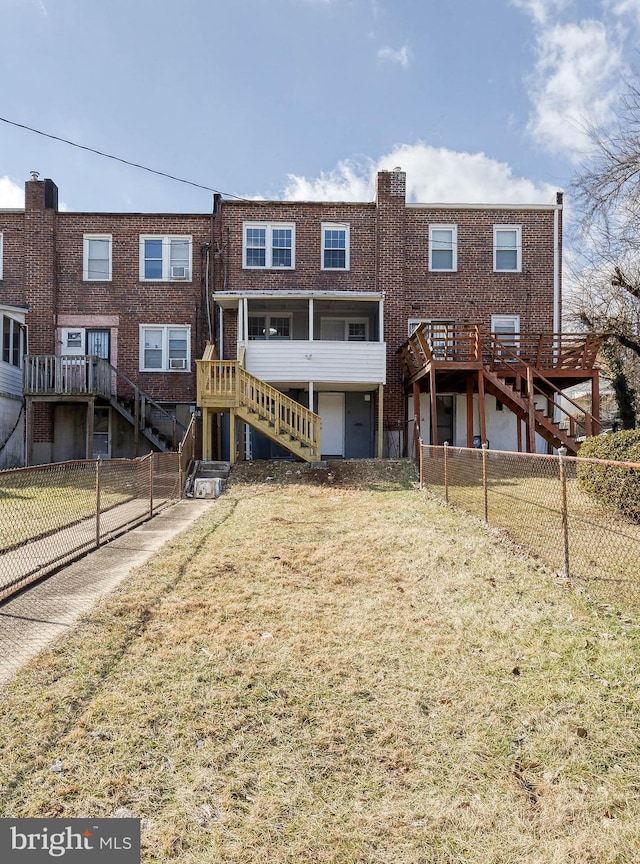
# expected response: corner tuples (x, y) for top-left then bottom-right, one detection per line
(0, 169), (601, 467)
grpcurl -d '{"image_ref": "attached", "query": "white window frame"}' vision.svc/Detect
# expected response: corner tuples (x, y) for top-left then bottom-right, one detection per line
(83, 234), (112, 281)
(320, 317), (369, 341)
(429, 224), (457, 272)
(139, 324), (191, 372)
(242, 222), (295, 269)
(493, 225), (522, 272)
(247, 313), (293, 340)
(2, 314), (26, 368)
(321, 222), (350, 271)
(491, 314), (521, 359)
(139, 235), (193, 282)
(0, 232), (3, 280)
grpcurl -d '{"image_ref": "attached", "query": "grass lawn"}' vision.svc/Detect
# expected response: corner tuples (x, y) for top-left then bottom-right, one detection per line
(0, 460), (639, 863)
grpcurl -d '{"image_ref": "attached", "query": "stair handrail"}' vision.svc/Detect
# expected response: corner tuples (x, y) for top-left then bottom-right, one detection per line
(99, 358), (187, 446)
(484, 333), (600, 437)
(236, 367), (320, 454)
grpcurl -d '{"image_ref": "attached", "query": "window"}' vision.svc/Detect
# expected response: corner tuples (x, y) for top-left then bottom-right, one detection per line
(243, 223), (295, 269)
(491, 314), (520, 358)
(247, 314), (291, 340)
(320, 318), (369, 341)
(139, 236), (192, 281)
(0, 232), (3, 280)
(429, 225), (457, 271)
(83, 234), (112, 281)
(494, 226), (521, 272)
(2, 315), (26, 368)
(139, 325), (190, 371)
(322, 223), (350, 270)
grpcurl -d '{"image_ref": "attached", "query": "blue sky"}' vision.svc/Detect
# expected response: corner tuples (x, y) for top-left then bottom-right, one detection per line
(0, 0), (638, 212)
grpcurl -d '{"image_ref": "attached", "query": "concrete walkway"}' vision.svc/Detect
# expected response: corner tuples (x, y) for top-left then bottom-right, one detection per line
(0, 498), (215, 687)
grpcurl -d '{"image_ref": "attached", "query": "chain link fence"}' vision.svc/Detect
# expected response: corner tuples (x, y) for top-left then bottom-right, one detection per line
(0, 452), (182, 602)
(420, 443), (640, 608)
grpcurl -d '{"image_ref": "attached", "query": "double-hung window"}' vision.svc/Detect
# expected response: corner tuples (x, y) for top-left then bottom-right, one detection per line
(429, 225), (457, 271)
(83, 234), (112, 281)
(140, 236), (192, 281)
(139, 325), (190, 371)
(494, 226), (521, 272)
(243, 223), (295, 269)
(321, 223), (350, 270)
(2, 315), (26, 368)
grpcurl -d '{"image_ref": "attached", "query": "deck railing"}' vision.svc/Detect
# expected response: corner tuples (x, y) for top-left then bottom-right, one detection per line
(399, 324), (603, 380)
(25, 355), (185, 450)
(197, 359), (319, 454)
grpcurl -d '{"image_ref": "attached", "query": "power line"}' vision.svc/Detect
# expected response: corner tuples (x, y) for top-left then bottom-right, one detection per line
(0, 115), (249, 201)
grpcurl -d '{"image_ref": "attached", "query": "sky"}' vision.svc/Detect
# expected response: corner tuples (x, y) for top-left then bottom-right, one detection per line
(1, 0), (639, 213)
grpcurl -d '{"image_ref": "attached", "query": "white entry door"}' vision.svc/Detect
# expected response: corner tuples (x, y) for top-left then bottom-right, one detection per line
(318, 392), (345, 457)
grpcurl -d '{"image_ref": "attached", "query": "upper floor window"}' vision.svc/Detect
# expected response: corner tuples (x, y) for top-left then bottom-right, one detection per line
(83, 234), (112, 281)
(320, 317), (368, 341)
(139, 236), (192, 281)
(429, 225), (457, 271)
(0, 232), (3, 279)
(2, 315), (26, 368)
(139, 324), (190, 371)
(243, 223), (295, 269)
(494, 226), (521, 272)
(322, 223), (350, 270)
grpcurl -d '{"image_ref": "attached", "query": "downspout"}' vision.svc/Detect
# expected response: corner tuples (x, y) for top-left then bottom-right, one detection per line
(553, 192), (562, 335)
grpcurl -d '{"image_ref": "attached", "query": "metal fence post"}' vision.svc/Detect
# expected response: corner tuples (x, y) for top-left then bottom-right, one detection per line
(482, 442), (489, 523)
(558, 446), (570, 580)
(149, 452), (154, 518)
(95, 456), (101, 549)
(443, 441), (449, 504)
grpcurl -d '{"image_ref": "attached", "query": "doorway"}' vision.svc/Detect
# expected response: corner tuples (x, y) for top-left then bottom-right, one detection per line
(318, 392), (345, 457)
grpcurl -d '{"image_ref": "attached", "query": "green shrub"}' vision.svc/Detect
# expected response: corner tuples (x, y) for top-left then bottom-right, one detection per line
(577, 430), (640, 522)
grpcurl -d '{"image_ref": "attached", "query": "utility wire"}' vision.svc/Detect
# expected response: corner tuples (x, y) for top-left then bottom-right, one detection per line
(0, 115), (250, 201)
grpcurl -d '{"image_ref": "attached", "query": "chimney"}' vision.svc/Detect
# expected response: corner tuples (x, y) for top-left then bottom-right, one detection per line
(375, 167), (406, 204)
(25, 174), (59, 211)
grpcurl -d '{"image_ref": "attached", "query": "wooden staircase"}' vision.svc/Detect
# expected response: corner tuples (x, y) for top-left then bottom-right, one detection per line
(23, 354), (186, 453)
(197, 353), (320, 462)
(398, 324), (602, 455)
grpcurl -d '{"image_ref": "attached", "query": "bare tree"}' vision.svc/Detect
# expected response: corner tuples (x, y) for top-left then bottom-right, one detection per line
(570, 79), (640, 427)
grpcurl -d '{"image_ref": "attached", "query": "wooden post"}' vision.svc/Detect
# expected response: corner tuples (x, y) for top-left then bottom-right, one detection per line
(443, 441), (449, 504)
(149, 452), (154, 518)
(478, 371), (487, 446)
(202, 407), (211, 461)
(229, 409), (236, 464)
(430, 365), (438, 446)
(527, 367), (536, 452)
(482, 442), (489, 523)
(413, 381), (421, 459)
(466, 377), (474, 447)
(86, 399), (94, 459)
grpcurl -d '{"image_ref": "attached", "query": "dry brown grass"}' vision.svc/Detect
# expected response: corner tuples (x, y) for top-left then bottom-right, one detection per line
(1, 460), (639, 863)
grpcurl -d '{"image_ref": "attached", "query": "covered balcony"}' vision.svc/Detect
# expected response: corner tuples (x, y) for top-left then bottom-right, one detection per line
(213, 292), (386, 387)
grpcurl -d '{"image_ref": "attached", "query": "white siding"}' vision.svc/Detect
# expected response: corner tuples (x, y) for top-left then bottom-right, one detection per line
(243, 341), (386, 385)
(0, 362), (23, 397)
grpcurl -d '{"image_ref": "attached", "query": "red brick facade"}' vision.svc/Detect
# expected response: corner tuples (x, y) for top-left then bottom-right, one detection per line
(0, 171), (562, 459)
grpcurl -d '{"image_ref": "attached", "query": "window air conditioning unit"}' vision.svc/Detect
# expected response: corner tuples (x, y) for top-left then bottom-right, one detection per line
(170, 265), (189, 279)
(169, 358), (187, 370)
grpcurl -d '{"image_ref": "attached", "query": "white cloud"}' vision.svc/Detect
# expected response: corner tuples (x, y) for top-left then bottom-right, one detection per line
(377, 44), (412, 68)
(509, 0), (569, 26)
(0, 176), (24, 207)
(525, 19), (623, 159)
(282, 143), (557, 204)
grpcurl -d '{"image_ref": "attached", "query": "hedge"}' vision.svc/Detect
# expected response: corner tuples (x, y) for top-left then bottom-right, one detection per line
(577, 430), (640, 523)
